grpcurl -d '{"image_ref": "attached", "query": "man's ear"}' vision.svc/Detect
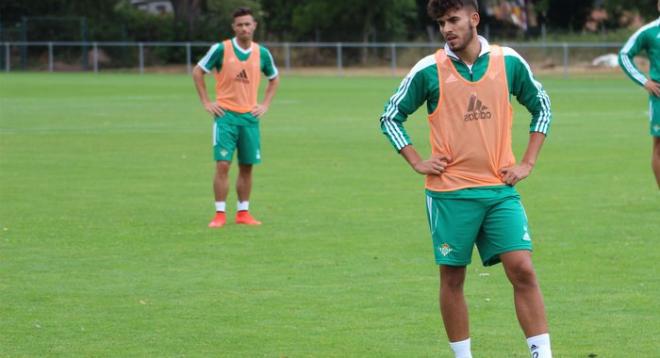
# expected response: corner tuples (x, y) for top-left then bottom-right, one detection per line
(470, 11), (480, 28)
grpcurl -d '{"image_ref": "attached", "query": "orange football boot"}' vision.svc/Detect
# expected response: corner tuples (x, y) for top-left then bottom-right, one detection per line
(208, 212), (227, 228)
(235, 211), (261, 225)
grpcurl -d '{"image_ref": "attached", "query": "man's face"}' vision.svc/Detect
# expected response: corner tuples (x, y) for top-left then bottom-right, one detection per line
(232, 15), (257, 41)
(437, 7), (479, 52)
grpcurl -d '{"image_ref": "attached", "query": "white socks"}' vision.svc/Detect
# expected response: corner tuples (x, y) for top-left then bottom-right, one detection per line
(215, 201), (226, 212)
(527, 333), (552, 358)
(215, 201), (250, 212)
(447, 334), (551, 358)
(237, 201), (249, 211)
(449, 338), (472, 358)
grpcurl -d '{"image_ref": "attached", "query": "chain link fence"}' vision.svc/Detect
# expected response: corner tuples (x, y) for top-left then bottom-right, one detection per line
(0, 41), (628, 77)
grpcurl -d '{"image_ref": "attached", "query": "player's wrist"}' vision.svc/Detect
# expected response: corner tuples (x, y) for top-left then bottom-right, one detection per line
(520, 161), (535, 171)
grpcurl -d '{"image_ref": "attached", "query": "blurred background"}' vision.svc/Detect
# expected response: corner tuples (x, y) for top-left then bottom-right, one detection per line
(0, 0), (656, 74)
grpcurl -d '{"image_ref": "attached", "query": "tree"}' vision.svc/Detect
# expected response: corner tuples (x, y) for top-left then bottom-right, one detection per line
(170, 0), (206, 39)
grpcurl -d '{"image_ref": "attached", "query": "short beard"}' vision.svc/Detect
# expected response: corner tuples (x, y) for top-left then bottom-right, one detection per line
(448, 26), (474, 52)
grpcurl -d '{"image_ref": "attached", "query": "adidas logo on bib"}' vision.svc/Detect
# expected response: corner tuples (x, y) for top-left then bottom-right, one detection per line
(464, 94), (492, 121)
(235, 69), (250, 84)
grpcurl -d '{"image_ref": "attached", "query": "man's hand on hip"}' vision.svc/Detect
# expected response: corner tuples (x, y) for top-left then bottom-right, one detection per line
(250, 104), (269, 117)
(499, 162), (533, 185)
(204, 101), (225, 117)
(413, 156), (451, 176)
(644, 80), (660, 97)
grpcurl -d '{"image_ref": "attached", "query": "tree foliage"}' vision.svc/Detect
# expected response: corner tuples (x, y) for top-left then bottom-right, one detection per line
(1, 0), (658, 42)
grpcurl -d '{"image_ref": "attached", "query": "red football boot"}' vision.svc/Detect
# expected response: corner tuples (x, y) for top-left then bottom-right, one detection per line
(235, 211), (261, 225)
(208, 212), (227, 228)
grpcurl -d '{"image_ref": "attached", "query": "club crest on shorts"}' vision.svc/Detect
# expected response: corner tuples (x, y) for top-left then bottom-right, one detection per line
(439, 243), (453, 257)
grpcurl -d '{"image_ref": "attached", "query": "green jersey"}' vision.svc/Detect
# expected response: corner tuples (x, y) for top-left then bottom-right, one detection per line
(380, 36), (552, 152)
(619, 18), (660, 87)
(197, 37), (279, 79)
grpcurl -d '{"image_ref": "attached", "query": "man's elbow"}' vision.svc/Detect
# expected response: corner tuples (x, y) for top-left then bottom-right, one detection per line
(192, 65), (206, 78)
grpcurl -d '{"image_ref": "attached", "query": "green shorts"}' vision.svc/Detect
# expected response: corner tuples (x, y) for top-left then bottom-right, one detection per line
(425, 186), (532, 267)
(213, 111), (261, 164)
(649, 95), (660, 137)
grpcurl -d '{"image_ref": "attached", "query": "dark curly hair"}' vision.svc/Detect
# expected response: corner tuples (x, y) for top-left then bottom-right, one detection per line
(427, 0), (479, 20)
(233, 7), (253, 19)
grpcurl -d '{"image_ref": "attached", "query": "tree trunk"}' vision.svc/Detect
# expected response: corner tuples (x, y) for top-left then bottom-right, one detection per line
(170, 0), (205, 38)
(361, 7), (373, 66)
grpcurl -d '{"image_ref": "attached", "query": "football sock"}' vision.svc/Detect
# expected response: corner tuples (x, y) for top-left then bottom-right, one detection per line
(527, 333), (552, 358)
(449, 338), (472, 358)
(215, 201), (226, 212)
(237, 201), (249, 212)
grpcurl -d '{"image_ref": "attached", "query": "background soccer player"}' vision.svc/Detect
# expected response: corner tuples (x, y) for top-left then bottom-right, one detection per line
(193, 7), (280, 227)
(619, 0), (660, 188)
(379, 1), (553, 357)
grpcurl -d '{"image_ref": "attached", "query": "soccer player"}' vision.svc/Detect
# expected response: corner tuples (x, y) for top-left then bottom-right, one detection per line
(379, 1), (552, 357)
(192, 7), (279, 228)
(618, 1), (660, 188)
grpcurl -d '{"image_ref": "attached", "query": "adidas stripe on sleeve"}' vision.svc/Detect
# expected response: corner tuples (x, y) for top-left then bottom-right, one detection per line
(197, 43), (223, 73)
(260, 46), (279, 79)
(380, 55), (436, 151)
(502, 47), (552, 135)
(619, 20), (659, 87)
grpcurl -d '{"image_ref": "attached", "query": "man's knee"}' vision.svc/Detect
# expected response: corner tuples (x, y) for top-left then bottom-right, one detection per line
(440, 266), (466, 290)
(216, 161), (231, 176)
(505, 259), (538, 289)
(238, 164), (253, 176)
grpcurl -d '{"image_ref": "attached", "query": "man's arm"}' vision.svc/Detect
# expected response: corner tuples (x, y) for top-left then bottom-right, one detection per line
(501, 48), (552, 185)
(380, 55), (437, 152)
(192, 65), (224, 117)
(500, 132), (545, 185)
(503, 48), (552, 135)
(619, 26), (660, 97)
(251, 76), (279, 117)
(251, 46), (280, 117)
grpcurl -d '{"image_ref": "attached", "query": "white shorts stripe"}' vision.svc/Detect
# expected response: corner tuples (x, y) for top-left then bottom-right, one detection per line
(212, 121), (217, 145)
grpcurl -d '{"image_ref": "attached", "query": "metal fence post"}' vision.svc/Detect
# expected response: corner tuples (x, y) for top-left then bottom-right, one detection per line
(336, 42), (343, 75)
(186, 42), (192, 74)
(48, 42), (53, 72)
(138, 42), (144, 74)
(390, 43), (396, 76)
(562, 42), (569, 79)
(93, 42), (98, 73)
(5, 43), (10, 72)
(284, 42), (291, 71)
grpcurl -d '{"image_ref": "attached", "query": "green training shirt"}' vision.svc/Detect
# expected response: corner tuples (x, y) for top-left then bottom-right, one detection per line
(380, 36), (552, 152)
(619, 18), (660, 87)
(197, 37), (279, 79)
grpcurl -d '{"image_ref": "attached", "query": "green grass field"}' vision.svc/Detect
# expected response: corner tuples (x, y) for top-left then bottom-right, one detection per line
(1, 71), (658, 357)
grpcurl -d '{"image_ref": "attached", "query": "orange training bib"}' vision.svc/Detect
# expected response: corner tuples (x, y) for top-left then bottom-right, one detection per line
(214, 40), (261, 113)
(426, 46), (515, 192)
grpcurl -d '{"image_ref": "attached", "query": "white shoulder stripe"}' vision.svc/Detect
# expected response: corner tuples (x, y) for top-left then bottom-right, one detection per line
(382, 54), (435, 120)
(197, 43), (220, 72)
(408, 54), (437, 78)
(621, 19), (660, 53)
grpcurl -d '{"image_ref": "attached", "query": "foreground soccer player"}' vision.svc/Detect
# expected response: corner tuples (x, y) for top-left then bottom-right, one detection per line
(619, 1), (660, 188)
(193, 7), (279, 227)
(379, 1), (552, 357)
